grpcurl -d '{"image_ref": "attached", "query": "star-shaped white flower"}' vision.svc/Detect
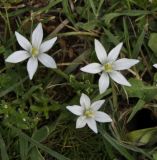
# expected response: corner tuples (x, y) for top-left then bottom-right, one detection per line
(66, 93), (112, 133)
(80, 39), (139, 94)
(5, 23), (57, 80)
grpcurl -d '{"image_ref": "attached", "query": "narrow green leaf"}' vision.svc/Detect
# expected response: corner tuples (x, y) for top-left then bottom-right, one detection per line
(133, 29), (145, 58)
(103, 10), (151, 25)
(62, 0), (75, 25)
(0, 132), (9, 160)
(127, 99), (145, 123)
(10, 126), (69, 160)
(99, 128), (135, 160)
(88, 0), (97, 16)
(19, 135), (29, 160)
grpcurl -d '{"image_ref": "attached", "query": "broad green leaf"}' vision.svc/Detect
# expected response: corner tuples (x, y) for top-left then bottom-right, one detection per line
(32, 126), (49, 142)
(148, 33), (157, 56)
(0, 45), (5, 54)
(30, 102), (60, 113)
(30, 147), (45, 160)
(76, 21), (98, 31)
(127, 127), (157, 146)
(153, 151), (157, 160)
(125, 78), (157, 101)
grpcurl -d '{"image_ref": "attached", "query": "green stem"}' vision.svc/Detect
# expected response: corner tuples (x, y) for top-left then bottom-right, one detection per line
(111, 81), (118, 112)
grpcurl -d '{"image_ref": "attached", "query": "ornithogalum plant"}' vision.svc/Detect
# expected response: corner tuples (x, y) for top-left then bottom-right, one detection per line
(81, 39), (139, 94)
(66, 93), (112, 133)
(5, 23), (57, 80)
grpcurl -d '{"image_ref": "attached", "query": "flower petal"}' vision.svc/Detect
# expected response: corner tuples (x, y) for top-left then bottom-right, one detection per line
(27, 57), (38, 80)
(99, 73), (109, 94)
(76, 116), (86, 128)
(113, 58), (139, 70)
(95, 111), (112, 123)
(86, 118), (98, 133)
(32, 23), (43, 49)
(15, 32), (32, 51)
(153, 64), (157, 69)
(38, 53), (57, 68)
(40, 37), (57, 53)
(107, 42), (123, 62)
(66, 105), (84, 116)
(109, 71), (131, 86)
(5, 51), (30, 63)
(80, 93), (91, 108)
(95, 39), (107, 64)
(80, 63), (102, 74)
(91, 100), (105, 111)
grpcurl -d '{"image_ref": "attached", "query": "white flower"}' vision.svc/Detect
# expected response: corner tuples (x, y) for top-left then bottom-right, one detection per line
(5, 23), (57, 80)
(66, 93), (112, 133)
(80, 39), (139, 94)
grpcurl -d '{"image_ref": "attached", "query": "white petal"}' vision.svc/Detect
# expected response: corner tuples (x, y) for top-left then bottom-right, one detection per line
(32, 23), (43, 49)
(95, 39), (107, 64)
(153, 64), (157, 69)
(80, 63), (102, 74)
(40, 37), (57, 53)
(27, 57), (38, 80)
(80, 93), (91, 108)
(99, 73), (110, 94)
(95, 111), (112, 123)
(66, 105), (84, 116)
(5, 51), (30, 63)
(107, 42), (123, 62)
(76, 116), (86, 128)
(109, 71), (131, 86)
(91, 100), (105, 111)
(15, 32), (32, 51)
(86, 118), (98, 133)
(38, 53), (57, 68)
(113, 58), (139, 70)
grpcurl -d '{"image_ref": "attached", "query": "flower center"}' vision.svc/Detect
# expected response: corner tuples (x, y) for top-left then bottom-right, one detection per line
(31, 47), (39, 57)
(104, 63), (112, 72)
(84, 108), (94, 118)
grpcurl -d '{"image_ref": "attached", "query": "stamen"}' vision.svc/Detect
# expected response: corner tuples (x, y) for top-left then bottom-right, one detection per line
(31, 47), (38, 56)
(104, 63), (112, 72)
(84, 109), (94, 118)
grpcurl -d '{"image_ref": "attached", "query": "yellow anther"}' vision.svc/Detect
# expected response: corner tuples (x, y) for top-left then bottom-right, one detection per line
(31, 47), (38, 56)
(104, 63), (112, 72)
(84, 109), (94, 118)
